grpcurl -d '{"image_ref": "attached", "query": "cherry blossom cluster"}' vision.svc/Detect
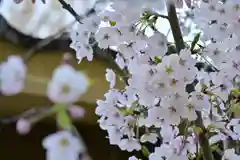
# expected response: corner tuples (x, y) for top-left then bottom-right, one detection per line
(1, 0), (239, 160)
(70, 0), (240, 160)
(192, 0), (240, 41)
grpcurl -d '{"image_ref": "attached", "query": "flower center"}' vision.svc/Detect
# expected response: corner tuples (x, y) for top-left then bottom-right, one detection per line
(196, 94), (204, 100)
(179, 58), (186, 66)
(170, 78), (178, 87)
(169, 106), (177, 113)
(59, 137), (70, 147)
(61, 85), (71, 94)
(165, 66), (173, 73)
(103, 34), (110, 40)
(188, 104), (194, 111)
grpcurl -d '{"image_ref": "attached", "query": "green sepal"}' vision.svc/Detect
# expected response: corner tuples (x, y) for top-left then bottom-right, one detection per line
(141, 145), (150, 157)
(190, 32), (201, 52)
(54, 104), (72, 130)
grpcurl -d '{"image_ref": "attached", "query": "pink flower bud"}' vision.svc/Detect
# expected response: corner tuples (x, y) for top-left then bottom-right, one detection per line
(62, 52), (73, 65)
(81, 153), (92, 160)
(16, 118), (31, 135)
(68, 106), (85, 119)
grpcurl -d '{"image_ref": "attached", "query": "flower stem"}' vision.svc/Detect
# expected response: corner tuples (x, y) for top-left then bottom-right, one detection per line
(197, 53), (220, 72)
(166, 1), (185, 53)
(30, 106), (57, 123)
(195, 111), (214, 160)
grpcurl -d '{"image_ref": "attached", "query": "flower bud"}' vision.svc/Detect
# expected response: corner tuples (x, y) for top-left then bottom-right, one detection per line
(62, 52), (73, 65)
(16, 118), (31, 135)
(68, 106), (85, 119)
(81, 153), (92, 160)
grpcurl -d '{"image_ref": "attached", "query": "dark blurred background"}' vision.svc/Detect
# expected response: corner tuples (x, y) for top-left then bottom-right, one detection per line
(0, 122), (132, 160)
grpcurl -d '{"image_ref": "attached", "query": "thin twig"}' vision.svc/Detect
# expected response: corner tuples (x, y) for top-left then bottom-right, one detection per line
(197, 53), (220, 72)
(58, 0), (96, 24)
(29, 106), (56, 123)
(145, 10), (169, 19)
(58, 0), (83, 24)
(22, 21), (76, 62)
(0, 106), (51, 124)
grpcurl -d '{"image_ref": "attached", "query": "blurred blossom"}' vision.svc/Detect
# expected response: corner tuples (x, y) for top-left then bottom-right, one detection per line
(42, 131), (85, 160)
(47, 64), (89, 104)
(0, 0), (101, 38)
(0, 56), (26, 95)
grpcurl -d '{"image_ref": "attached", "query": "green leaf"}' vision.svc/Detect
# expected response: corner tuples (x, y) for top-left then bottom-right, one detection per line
(191, 32), (201, 52)
(231, 102), (240, 116)
(232, 89), (240, 96)
(141, 145), (150, 157)
(194, 126), (203, 135)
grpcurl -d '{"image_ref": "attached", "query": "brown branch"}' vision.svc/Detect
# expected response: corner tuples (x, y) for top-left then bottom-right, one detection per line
(167, 1), (185, 53)
(195, 111), (214, 160)
(58, 0), (83, 24)
(58, 0), (96, 24)
(0, 106), (50, 124)
(22, 21), (75, 62)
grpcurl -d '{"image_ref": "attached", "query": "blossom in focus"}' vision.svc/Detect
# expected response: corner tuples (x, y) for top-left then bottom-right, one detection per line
(222, 148), (240, 160)
(42, 131), (84, 160)
(47, 64), (89, 104)
(0, 56), (27, 95)
(105, 68), (116, 88)
(68, 0), (240, 159)
(95, 27), (121, 49)
(70, 15), (102, 63)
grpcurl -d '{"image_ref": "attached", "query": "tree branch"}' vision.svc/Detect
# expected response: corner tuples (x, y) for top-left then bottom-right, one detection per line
(22, 21), (75, 62)
(167, 1), (185, 53)
(195, 111), (214, 160)
(58, 0), (96, 24)
(58, 0), (83, 23)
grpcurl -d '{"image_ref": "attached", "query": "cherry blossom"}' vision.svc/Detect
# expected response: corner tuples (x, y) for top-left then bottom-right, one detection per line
(105, 68), (116, 88)
(7, 0), (240, 159)
(42, 131), (85, 160)
(47, 64), (89, 104)
(0, 56), (26, 95)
